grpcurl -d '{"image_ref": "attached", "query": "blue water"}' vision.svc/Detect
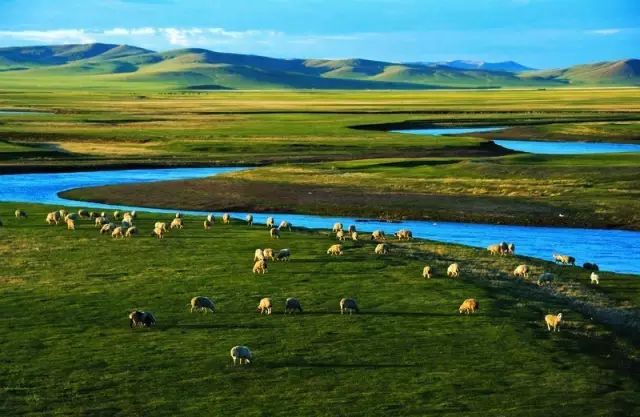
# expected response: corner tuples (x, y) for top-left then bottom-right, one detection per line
(1, 167), (638, 275)
(494, 140), (640, 155)
(394, 127), (505, 136)
(0, 110), (52, 115)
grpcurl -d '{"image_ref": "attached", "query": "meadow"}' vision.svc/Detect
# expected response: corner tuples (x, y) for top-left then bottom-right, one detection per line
(1, 202), (639, 417)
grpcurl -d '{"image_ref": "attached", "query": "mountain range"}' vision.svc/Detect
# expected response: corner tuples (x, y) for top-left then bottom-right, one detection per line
(0, 43), (638, 90)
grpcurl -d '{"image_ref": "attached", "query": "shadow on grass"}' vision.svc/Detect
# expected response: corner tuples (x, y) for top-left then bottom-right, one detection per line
(262, 361), (417, 369)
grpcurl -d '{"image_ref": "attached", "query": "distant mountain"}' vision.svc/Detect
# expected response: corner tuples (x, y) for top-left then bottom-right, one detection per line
(0, 43), (637, 89)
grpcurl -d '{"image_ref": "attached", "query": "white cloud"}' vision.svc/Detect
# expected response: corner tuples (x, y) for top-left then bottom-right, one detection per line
(588, 28), (621, 36)
(0, 29), (96, 44)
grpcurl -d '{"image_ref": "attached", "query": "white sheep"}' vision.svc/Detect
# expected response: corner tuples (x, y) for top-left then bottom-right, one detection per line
(351, 231), (359, 241)
(113, 210), (121, 220)
(222, 213), (231, 224)
(66, 218), (76, 230)
(266, 216), (275, 228)
(100, 223), (116, 234)
(270, 227), (280, 239)
(65, 213), (78, 222)
(447, 263), (460, 278)
(553, 253), (576, 265)
(203, 219), (212, 230)
(340, 298), (359, 315)
(125, 226), (137, 238)
(95, 216), (108, 228)
(170, 217), (183, 229)
(263, 248), (275, 261)
(394, 229), (412, 241)
(207, 213), (215, 223)
(254, 248), (264, 262)
(285, 297), (303, 314)
(111, 227), (124, 239)
(190, 296), (216, 313)
(370, 230), (386, 240)
(422, 265), (432, 279)
(336, 230), (346, 241)
(278, 220), (292, 231)
(175, 212), (183, 219)
(327, 244), (343, 256)
(374, 243), (388, 255)
(59, 209), (68, 219)
(590, 272), (600, 285)
(513, 264), (530, 278)
(257, 297), (272, 315)
(487, 243), (504, 256)
(246, 214), (253, 226)
(348, 224), (356, 234)
(154, 222), (167, 232)
(544, 313), (562, 332)
(253, 259), (268, 274)
(77, 209), (90, 219)
(332, 222), (343, 233)
(276, 248), (291, 261)
(15, 209), (27, 219)
(230, 346), (252, 365)
(45, 211), (60, 225)
(151, 227), (165, 239)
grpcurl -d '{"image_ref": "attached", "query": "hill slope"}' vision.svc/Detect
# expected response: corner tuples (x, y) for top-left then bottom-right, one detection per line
(0, 43), (637, 89)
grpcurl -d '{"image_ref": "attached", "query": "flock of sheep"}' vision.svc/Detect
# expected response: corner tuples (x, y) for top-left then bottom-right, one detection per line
(7, 207), (600, 365)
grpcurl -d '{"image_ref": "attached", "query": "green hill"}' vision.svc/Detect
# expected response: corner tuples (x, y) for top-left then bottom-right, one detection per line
(0, 43), (637, 90)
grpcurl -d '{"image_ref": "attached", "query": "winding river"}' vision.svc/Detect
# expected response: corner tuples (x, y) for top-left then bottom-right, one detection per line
(1, 167), (638, 275)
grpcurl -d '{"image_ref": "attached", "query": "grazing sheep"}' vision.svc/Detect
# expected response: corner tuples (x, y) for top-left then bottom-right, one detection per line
(100, 211), (107, 218)
(327, 244), (344, 256)
(278, 220), (291, 231)
(111, 227), (124, 239)
(348, 224), (357, 234)
(77, 209), (90, 219)
(252, 259), (268, 274)
(266, 216), (275, 228)
(151, 227), (165, 239)
(263, 248), (275, 261)
(170, 217), (183, 230)
(285, 297), (303, 314)
(487, 244), (503, 256)
(340, 298), (359, 315)
(276, 248), (291, 261)
(447, 263), (460, 278)
(175, 212), (183, 219)
(129, 310), (156, 328)
(270, 227), (280, 239)
(583, 262), (599, 271)
(370, 230), (386, 240)
(95, 216), (109, 228)
(351, 231), (359, 241)
(394, 229), (413, 241)
(122, 213), (133, 223)
(230, 345), (252, 365)
(46, 211), (60, 225)
(125, 226), (137, 238)
(374, 243), (388, 255)
(507, 243), (516, 255)
(130, 211), (137, 219)
(422, 265), (432, 279)
(121, 220), (132, 230)
(154, 222), (167, 232)
(254, 248), (264, 262)
(66, 218), (76, 230)
(100, 223), (112, 234)
(590, 272), (600, 285)
(544, 313), (562, 332)
(113, 210), (121, 220)
(15, 209), (27, 219)
(89, 211), (99, 220)
(207, 213), (215, 223)
(513, 264), (530, 278)
(459, 298), (479, 314)
(246, 214), (253, 226)
(537, 272), (555, 286)
(336, 230), (346, 241)
(257, 297), (273, 315)
(190, 296), (215, 313)
(203, 219), (212, 230)
(222, 213), (231, 224)
(65, 213), (78, 222)
(553, 253), (576, 265)
(59, 209), (68, 219)
(332, 222), (343, 233)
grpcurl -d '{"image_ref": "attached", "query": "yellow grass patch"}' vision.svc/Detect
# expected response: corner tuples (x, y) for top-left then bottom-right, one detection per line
(50, 141), (163, 156)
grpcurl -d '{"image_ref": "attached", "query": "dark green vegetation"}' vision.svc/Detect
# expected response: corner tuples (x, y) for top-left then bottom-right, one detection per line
(0, 43), (638, 89)
(2, 88), (640, 229)
(1, 202), (640, 416)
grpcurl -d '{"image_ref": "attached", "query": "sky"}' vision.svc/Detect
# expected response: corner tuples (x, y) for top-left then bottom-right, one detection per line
(0, 0), (638, 68)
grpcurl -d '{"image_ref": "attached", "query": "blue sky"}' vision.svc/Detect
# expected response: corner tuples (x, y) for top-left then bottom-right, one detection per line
(0, 0), (638, 68)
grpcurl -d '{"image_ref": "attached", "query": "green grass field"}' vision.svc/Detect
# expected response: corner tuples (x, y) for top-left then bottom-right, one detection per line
(1, 202), (640, 416)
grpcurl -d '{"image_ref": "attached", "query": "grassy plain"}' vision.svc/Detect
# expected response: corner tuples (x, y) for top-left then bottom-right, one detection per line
(1, 88), (640, 228)
(1, 202), (639, 416)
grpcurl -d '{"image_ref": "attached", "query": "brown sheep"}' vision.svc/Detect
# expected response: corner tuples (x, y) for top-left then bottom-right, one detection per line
(252, 259), (267, 274)
(459, 299), (479, 315)
(327, 244), (344, 256)
(257, 297), (273, 315)
(270, 227), (280, 239)
(545, 313), (562, 332)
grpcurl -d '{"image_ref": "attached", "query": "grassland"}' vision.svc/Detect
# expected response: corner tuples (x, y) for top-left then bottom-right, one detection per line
(2, 88), (640, 229)
(1, 202), (640, 416)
